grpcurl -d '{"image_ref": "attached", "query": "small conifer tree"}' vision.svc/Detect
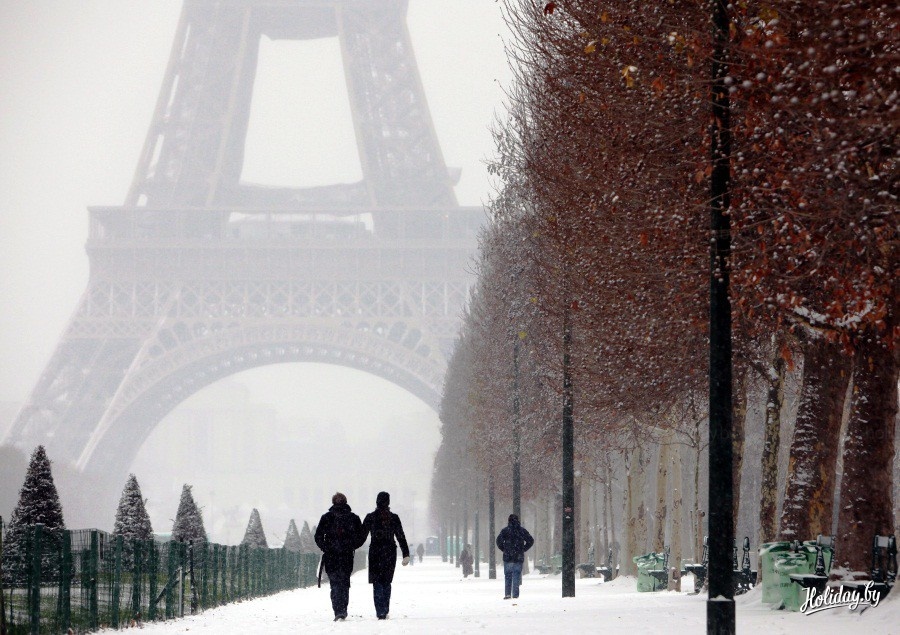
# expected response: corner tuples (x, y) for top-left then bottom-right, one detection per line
(299, 520), (319, 554)
(241, 508), (268, 549)
(171, 484), (206, 543)
(1, 446), (66, 582)
(113, 474), (153, 562)
(283, 519), (302, 552)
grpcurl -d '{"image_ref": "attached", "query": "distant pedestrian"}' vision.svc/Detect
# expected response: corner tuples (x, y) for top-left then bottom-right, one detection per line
(361, 491), (410, 620)
(416, 542), (425, 563)
(460, 543), (474, 578)
(495, 514), (534, 599)
(314, 492), (365, 621)
(408, 544), (415, 566)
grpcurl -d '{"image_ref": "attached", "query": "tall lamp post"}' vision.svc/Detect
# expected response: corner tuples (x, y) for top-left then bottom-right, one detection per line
(707, 0), (735, 632)
(489, 475), (497, 579)
(561, 302), (575, 597)
(512, 334), (522, 519)
(474, 509), (481, 578)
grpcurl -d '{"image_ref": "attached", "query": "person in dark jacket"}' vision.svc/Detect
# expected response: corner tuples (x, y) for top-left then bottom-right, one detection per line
(360, 491), (410, 619)
(460, 543), (474, 578)
(495, 514), (534, 599)
(314, 492), (365, 621)
(416, 542), (425, 563)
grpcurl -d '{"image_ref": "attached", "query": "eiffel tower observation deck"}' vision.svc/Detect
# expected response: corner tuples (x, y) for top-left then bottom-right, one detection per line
(5, 0), (483, 482)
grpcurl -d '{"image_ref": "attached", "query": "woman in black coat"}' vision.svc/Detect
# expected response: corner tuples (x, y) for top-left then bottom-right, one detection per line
(361, 491), (410, 619)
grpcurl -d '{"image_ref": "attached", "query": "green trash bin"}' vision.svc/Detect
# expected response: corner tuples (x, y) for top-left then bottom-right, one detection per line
(633, 552), (666, 592)
(759, 542), (793, 605)
(772, 552), (809, 611)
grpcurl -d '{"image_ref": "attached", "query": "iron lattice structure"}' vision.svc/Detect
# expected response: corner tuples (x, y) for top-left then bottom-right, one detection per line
(6, 0), (481, 480)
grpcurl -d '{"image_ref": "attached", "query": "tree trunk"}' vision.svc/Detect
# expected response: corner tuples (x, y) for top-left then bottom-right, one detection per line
(544, 495), (552, 564)
(634, 447), (649, 555)
(607, 461), (617, 565)
(835, 338), (898, 576)
(654, 440), (670, 552)
(779, 336), (851, 540)
(624, 447), (644, 575)
(600, 472), (609, 559)
(759, 340), (786, 546)
(576, 478), (588, 564)
(670, 443), (684, 591)
(553, 492), (563, 555)
(693, 422), (704, 561)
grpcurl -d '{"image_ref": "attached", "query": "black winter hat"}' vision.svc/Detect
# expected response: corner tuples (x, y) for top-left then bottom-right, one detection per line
(376, 491), (390, 509)
(508, 514), (519, 524)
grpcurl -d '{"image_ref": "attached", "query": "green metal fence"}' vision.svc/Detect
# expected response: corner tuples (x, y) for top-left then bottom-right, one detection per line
(1, 519), (320, 634)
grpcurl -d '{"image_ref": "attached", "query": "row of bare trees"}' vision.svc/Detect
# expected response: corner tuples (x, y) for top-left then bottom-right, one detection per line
(431, 0), (896, 577)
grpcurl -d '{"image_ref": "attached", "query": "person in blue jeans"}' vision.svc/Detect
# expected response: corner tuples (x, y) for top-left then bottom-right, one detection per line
(495, 513), (534, 599)
(360, 492), (410, 619)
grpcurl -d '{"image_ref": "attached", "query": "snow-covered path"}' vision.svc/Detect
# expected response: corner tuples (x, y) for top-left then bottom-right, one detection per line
(132, 558), (899, 634)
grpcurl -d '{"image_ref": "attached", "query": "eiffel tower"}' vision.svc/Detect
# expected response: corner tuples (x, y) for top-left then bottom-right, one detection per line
(5, 0), (481, 482)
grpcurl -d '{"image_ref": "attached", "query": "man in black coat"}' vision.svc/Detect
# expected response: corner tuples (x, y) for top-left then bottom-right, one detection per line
(495, 513), (534, 599)
(314, 492), (365, 620)
(360, 491), (410, 619)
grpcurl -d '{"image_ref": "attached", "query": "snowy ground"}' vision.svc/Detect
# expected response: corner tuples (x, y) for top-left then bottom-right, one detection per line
(130, 558), (899, 634)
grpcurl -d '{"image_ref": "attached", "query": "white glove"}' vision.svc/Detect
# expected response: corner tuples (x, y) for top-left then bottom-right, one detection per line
(402, 556), (410, 566)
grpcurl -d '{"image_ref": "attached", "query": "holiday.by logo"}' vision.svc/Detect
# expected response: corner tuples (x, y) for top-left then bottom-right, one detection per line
(800, 581), (881, 614)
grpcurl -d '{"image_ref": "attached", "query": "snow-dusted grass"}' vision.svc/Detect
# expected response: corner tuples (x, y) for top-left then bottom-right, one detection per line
(129, 557), (900, 634)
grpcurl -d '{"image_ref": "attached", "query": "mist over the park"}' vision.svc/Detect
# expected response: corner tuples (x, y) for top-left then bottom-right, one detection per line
(0, 1), (510, 542)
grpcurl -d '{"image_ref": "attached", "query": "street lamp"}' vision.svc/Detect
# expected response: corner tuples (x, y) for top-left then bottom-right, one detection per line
(512, 331), (522, 519)
(561, 302), (575, 598)
(707, 0), (735, 632)
(489, 474), (497, 579)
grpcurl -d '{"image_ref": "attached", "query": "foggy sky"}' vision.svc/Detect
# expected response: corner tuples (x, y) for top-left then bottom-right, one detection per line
(0, 1), (511, 537)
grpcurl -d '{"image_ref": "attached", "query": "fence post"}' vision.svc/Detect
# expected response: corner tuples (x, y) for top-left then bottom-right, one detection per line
(219, 546), (227, 603)
(189, 541), (197, 615)
(179, 543), (186, 618)
(208, 544), (216, 606)
(111, 534), (123, 628)
(233, 545), (240, 600)
(222, 546), (234, 604)
(234, 545), (238, 602)
(148, 541), (159, 621)
(241, 545), (247, 599)
(253, 548), (259, 597)
(60, 529), (71, 632)
(131, 538), (141, 620)
(29, 524), (43, 635)
(223, 544), (229, 604)
(165, 543), (176, 619)
(200, 542), (209, 610)
(89, 530), (99, 630)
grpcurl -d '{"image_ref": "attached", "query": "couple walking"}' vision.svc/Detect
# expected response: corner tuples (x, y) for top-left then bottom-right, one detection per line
(314, 491), (410, 621)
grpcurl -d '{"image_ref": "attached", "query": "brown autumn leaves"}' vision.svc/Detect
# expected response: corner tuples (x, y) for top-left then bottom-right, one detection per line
(431, 1), (896, 574)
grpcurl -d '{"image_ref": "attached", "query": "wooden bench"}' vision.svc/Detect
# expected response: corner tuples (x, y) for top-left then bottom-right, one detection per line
(789, 535), (831, 595)
(733, 536), (758, 595)
(648, 546), (670, 590)
(535, 553), (562, 575)
(577, 545), (598, 578)
(577, 547), (619, 580)
(684, 536), (708, 594)
(836, 534), (897, 603)
(596, 548), (619, 582)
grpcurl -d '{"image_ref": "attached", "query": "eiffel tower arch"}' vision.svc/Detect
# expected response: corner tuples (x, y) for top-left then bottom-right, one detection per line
(5, 0), (482, 481)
